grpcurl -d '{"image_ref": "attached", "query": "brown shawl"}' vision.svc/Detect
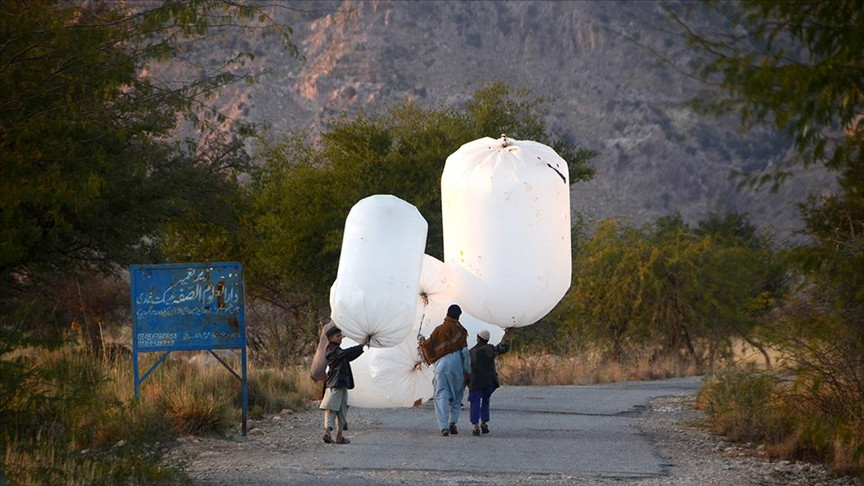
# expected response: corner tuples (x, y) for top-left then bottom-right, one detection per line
(420, 316), (468, 364)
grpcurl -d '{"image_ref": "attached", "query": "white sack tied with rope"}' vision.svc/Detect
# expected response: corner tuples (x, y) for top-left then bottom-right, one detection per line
(342, 255), (452, 407)
(344, 322), (434, 408)
(441, 136), (572, 328)
(413, 254), (454, 336)
(413, 256), (503, 344)
(329, 195), (428, 348)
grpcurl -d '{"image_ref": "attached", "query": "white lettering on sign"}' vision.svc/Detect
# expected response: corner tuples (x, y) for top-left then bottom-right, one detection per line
(136, 332), (177, 348)
(135, 268), (240, 309)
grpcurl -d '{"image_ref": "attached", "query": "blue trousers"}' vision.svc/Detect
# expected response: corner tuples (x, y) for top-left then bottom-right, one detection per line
(468, 386), (496, 424)
(433, 352), (466, 429)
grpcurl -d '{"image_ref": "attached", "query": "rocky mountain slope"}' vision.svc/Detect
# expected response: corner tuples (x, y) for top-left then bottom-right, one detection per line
(220, 0), (838, 240)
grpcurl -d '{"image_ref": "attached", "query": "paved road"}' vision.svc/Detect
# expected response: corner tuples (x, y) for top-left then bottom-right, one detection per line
(225, 376), (702, 485)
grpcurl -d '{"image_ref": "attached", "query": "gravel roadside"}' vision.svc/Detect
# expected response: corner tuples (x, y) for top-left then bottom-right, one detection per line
(171, 394), (862, 485)
(634, 396), (861, 486)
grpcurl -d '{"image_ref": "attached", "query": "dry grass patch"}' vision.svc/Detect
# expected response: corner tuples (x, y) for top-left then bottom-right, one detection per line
(1, 340), (322, 485)
(498, 351), (698, 386)
(699, 366), (864, 479)
(1, 342), (185, 485)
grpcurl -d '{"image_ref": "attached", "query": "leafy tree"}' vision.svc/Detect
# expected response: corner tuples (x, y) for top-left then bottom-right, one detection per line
(234, 81), (597, 301)
(667, 0), (863, 182)
(693, 210), (784, 366)
(565, 219), (653, 361)
(695, 210), (761, 249)
(557, 213), (780, 368)
(1, 2), (302, 482)
(0, 1), (298, 332)
(668, 2), (864, 468)
(650, 215), (781, 369)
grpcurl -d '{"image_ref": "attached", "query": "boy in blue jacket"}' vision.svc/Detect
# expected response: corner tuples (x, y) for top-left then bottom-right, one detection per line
(468, 328), (510, 436)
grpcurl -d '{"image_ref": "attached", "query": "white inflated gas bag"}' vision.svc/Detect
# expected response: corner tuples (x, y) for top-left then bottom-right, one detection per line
(414, 254), (454, 336)
(344, 323), (434, 408)
(441, 136), (572, 328)
(343, 255), (451, 408)
(330, 195), (428, 347)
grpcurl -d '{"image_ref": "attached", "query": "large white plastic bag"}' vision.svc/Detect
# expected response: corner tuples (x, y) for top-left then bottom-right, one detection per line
(344, 329), (433, 408)
(441, 136), (571, 328)
(342, 255), (450, 408)
(368, 332), (433, 407)
(330, 195), (428, 347)
(347, 256), (448, 407)
(414, 256), (503, 344)
(413, 255), (453, 336)
(460, 312), (505, 346)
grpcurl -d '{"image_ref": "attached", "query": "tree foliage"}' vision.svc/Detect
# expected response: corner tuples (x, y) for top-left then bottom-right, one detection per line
(0, 2), (301, 481)
(666, 0), (863, 356)
(554, 212), (781, 368)
(669, 3), (863, 465)
(667, 0), (864, 183)
(0, 1), (298, 328)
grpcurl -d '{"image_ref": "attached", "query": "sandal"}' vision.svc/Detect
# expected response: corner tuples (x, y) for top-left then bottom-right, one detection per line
(334, 437), (351, 444)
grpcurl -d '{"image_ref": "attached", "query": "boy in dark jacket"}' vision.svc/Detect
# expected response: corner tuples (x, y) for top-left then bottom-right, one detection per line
(468, 328), (510, 436)
(319, 326), (367, 444)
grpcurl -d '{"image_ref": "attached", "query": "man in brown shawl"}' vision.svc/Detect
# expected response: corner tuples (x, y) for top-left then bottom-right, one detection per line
(420, 304), (470, 436)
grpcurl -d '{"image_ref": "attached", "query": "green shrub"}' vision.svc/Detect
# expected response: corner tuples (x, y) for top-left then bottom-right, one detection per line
(700, 362), (864, 478)
(698, 367), (786, 442)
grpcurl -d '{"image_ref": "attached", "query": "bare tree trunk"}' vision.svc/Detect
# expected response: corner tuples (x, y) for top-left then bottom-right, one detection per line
(679, 323), (702, 372)
(741, 334), (772, 370)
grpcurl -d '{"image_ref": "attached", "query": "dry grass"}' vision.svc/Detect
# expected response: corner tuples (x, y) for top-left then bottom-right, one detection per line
(289, 365), (327, 402)
(497, 350), (700, 386)
(131, 352), (316, 427)
(1, 343), (184, 485)
(0, 342), (319, 485)
(698, 366), (864, 479)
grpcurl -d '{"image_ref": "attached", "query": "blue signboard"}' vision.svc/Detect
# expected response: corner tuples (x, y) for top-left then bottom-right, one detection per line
(131, 262), (245, 351)
(130, 262), (248, 435)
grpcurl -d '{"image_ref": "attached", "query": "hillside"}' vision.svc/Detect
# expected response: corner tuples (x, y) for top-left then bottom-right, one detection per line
(216, 0), (838, 240)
